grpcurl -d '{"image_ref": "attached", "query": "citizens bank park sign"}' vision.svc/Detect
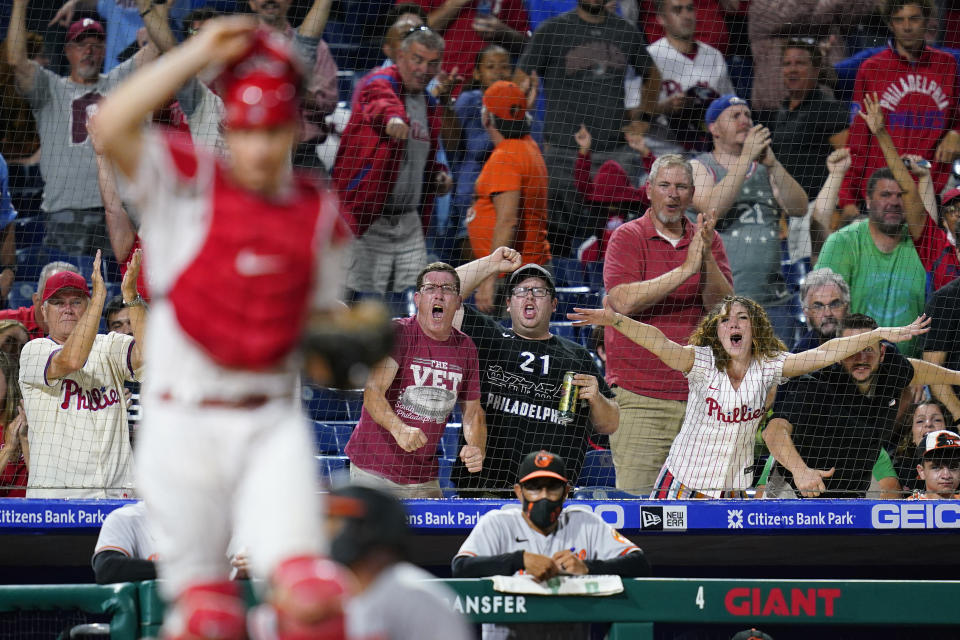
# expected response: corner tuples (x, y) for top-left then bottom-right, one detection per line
(3, 499), (959, 533)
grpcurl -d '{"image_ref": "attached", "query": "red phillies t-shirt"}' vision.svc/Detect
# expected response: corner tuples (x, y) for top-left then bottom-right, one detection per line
(345, 315), (480, 484)
(917, 216), (960, 292)
(0, 306), (42, 340)
(603, 211), (732, 401)
(839, 45), (959, 208)
(411, 0), (530, 79)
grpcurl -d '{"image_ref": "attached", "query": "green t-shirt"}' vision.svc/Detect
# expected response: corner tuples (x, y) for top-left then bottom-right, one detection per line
(815, 220), (925, 357)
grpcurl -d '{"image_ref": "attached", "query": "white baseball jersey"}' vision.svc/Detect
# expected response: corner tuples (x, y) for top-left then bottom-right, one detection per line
(126, 131), (340, 600)
(665, 346), (788, 497)
(647, 38), (733, 103)
(456, 507), (639, 570)
(122, 130), (344, 405)
(634, 38), (734, 142)
(94, 501), (158, 561)
(346, 562), (472, 640)
(20, 332), (141, 498)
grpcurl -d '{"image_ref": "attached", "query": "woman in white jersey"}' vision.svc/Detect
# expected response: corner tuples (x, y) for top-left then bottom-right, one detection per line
(569, 295), (929, 498)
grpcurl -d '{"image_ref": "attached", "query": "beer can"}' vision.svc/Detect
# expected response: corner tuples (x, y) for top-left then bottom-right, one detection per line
(559, 371), (579, 417)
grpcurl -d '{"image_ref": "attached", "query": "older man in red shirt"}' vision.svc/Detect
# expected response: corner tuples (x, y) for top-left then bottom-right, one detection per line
(603, 153), (732, 493)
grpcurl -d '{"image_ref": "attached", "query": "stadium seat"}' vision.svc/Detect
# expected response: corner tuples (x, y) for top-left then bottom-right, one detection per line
(302, 385), (354, 421)
(549, 321), (579, 342)
(438, 423), (461, 458)
(438, 456), (457, 498)
(314, 421), (354, 455)
(8, 281), (33, 310)
(578, 449), (617, 487)
(316, 455), (350, 486)
(552, 257), (586, 289)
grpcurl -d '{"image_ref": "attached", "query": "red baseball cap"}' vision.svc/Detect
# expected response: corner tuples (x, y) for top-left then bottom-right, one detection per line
(218, 29), (303, 130)
(483, 81), (527, 121)
(42, 272), (89, 303)
(942, 188), (960, 208)
(66, 18), (105, 44)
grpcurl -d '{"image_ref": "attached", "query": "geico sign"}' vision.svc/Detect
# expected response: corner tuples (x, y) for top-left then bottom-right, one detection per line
(871, 503), (960, 529)
(499, 503), (625, 528)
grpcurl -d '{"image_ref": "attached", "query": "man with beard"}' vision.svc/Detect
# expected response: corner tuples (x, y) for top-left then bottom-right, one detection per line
(692, 94), (809, 344)
(452, 450), (649, 638)
(760, 270), (904, 498)
(515, 0), (658, 254)
(816, 154), (928, 356)
(6, 5), (156, 256)
(763, 314), (960, 498)
(603, 153), (732, 493)
(792, 268), (850, 352)
(344, 262), (486, 498)
(449, 250), (619, 496)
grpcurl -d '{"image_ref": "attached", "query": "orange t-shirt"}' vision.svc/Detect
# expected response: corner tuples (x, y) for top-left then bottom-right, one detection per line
(467, 136), (551, 265)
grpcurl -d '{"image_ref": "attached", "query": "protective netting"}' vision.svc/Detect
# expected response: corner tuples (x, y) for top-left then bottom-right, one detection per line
(2, 0), (960, 499)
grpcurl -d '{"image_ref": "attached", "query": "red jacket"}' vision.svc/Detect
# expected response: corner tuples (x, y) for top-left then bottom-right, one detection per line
(840, 43), (959, 208)
(332, 65), (446, 236)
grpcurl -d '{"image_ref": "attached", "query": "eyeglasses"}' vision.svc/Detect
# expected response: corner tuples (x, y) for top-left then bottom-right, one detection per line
(512, 286), (550, 298)
(804, 299), (845, 312)
(419, 284), (458, 296)
(403, 24), (434, 39)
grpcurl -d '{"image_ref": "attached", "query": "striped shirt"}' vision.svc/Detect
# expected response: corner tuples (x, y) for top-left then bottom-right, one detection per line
(664, 346), (788, 497)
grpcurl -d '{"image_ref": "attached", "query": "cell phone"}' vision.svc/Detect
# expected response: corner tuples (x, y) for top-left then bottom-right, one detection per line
(904, 158), (931, 170)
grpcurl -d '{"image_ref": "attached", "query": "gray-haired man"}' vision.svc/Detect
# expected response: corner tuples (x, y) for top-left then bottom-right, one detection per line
(792, 267), (850, 352)
(332, 26), (460, 297)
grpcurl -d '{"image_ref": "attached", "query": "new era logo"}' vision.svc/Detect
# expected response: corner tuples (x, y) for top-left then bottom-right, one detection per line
(640, 506), (663, 531)
(640, 505), (687, 531)
(642, 510), (662, 528)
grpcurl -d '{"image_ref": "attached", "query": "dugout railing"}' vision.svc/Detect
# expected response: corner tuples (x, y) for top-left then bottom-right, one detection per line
(2, 578), (959, 639)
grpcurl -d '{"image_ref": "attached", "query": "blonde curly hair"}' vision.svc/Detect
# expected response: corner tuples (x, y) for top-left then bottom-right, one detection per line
(688, 295), (786, 372)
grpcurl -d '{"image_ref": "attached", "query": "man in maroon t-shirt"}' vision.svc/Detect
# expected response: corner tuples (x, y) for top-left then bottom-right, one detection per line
(345, 262), (486, 497)
(603, 153), (732, 493)
(0, 260), (80, 339)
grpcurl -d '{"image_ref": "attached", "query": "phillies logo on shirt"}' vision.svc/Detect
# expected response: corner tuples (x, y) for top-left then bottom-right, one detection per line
(704, 397), (764, 423)
(60, 380), (122, 411)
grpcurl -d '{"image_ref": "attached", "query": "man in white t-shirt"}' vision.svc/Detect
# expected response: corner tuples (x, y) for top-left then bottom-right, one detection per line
(642, 0), (734, 155)
(19, 251), (145, 498)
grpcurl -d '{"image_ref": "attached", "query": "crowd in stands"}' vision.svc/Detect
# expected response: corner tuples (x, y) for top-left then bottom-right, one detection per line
(2, 0), (960, 501)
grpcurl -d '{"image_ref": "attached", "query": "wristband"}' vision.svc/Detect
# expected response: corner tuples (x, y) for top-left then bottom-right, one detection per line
(123, 294), (148, 309)
(140, 6), (152, 16)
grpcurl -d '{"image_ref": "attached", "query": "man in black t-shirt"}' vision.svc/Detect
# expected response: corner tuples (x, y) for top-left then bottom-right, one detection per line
(763, 313), (960, 498)
(923, 273), (960, 424)
(451, 248), (619, 495)
(515, 0), (657, 253)
(769, 39), (849, 198)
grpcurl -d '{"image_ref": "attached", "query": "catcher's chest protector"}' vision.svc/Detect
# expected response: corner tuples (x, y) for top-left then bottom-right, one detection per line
(169, 167), (329, 370)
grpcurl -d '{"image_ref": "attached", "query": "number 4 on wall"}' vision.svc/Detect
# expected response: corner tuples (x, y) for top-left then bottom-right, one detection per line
(695, 586), (705, 610)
